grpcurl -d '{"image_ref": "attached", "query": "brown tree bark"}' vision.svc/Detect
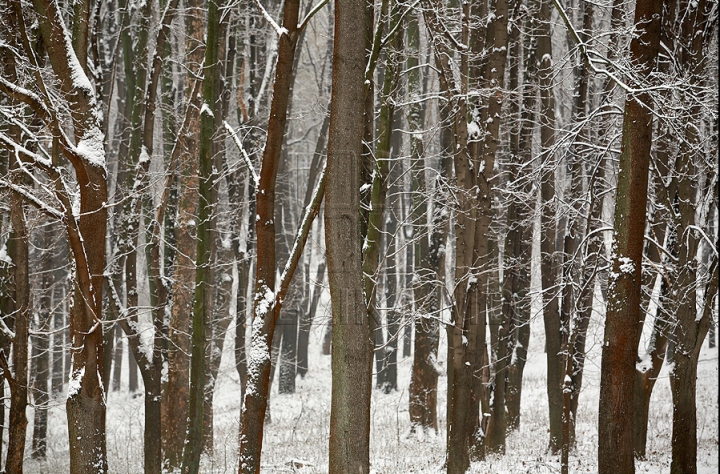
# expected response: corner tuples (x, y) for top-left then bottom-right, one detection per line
(597, 0), (663, 471)
(326, 0), (372, 471)
(16, 0), (112, 471)
(163, 0), (204, 466)
(406, 4), (439, 435)
(4, 155), (29, 474)
(666, 3), (717, 473)
(537, 0), (562, 453)
(473, 0), (510, 455)
(237, 0), (312, 471)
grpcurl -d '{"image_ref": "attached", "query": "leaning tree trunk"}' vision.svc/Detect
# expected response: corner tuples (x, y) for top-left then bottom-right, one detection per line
(597, 0), (663, 472)
(237, 0), (309, 471)
(297, 113), (331, 377)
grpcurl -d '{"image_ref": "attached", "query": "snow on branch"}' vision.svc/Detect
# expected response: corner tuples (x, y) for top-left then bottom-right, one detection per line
(0, 318), (15, 340)
(551, 0), (632, 93)
(298, 0), (329, 31)
(380, 0), (421, 50)
(252, 0), (287, 37)
(0, 178), (64, 220)
(224, 121), (259, 187)
(277, 159), (327, 304)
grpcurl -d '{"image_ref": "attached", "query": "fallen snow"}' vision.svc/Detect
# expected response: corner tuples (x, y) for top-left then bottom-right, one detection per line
(16, 282), (720, 474)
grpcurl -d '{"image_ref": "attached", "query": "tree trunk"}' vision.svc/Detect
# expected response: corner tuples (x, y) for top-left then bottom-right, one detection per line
(5, 165), (29, 474)
(181, 0), (222, 470)
(633, 283), (669, 457)
(597, 0), (663, 471)
(667, 2), (716, 472)
(163, 0), (204, 465)
(536, 0), (562, 452)
(32, 224), (55, 459)
(51, 270), (66, 394)
(504, 1), (535, 432)
(237, 0), (305, 471)
(25, 0), (111, 471)
(473, 0), (510, 455)
(326, 0), (372, 471)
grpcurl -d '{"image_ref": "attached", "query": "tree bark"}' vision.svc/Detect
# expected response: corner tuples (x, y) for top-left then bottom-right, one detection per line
(163, 0), (204, 465)
(536, 0), (562, 453)
(237, 0), (305, 471)
(667, 3), (717, 472)
(180, 0), (223, 471)
(597, 0), (663, 471)
(326, 0), (372, 471)
(5, 157), (29, 474)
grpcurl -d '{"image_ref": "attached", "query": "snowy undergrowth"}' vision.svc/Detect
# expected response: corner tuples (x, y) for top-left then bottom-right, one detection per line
(17, 308), (719, 473)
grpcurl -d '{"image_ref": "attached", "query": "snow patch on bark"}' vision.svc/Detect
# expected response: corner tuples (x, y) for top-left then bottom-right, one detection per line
(68, 366), (85, 399)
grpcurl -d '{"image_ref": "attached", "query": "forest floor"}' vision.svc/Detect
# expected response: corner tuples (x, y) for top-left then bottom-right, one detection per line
(18, 302), (720, 473)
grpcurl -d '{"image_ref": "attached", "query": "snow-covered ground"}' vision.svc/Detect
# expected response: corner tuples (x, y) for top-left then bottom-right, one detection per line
(17, 300), (720, 473)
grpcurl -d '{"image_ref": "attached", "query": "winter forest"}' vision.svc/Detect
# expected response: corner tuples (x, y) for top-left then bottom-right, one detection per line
(0, 0), (717, 472)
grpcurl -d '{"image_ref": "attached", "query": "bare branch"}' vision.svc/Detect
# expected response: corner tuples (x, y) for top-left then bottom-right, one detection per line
(253, 0), (287, 37)
(298, 0), (329, 31)
(224, 120), (259, 187)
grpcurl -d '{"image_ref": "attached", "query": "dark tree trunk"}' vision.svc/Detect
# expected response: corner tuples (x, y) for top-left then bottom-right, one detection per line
(633, 285), (669, 457)
(504, 1), (535, 432)
(32, 224), (55, 459)
(51, 273), (66, 394)
(597, 0), (663, 471)
(667, 2), (716, 472)
(5, 165), (29, 474)
(474, 0), (510, 456)
(237, 0), (308, 471)
(536, 0), (562, 453)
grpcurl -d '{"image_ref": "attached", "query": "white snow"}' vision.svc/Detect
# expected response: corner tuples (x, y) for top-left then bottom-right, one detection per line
(200, 103), (214, 118)
(0, 242), (11, 264)
(618, 256), (635, 274)
(67, 366), (85, 399)
(254, 284), (275, 320)
(19, 277), (720, 474)
(467, 121), (481, 139)
(74, 127), (107, 171)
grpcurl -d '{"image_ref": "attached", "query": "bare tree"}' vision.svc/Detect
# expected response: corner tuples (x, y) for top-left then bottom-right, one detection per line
(597, 0), (664, 472)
